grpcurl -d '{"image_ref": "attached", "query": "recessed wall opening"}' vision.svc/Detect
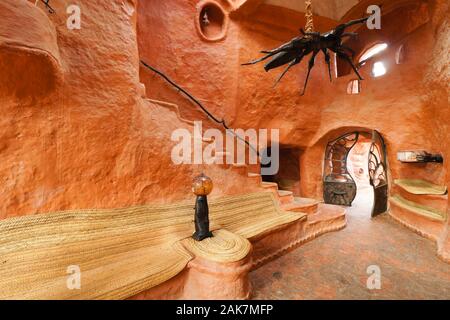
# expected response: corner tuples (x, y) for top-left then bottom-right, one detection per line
(261, 147), (301, 195)
(197, 1), (228, 41)
(396, 44), (406, 64)
(372, 61), (387, 77)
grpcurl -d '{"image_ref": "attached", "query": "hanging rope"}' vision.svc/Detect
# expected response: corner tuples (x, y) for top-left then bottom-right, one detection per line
(305, 0), (314, 34)
(140, 60), (260, 158)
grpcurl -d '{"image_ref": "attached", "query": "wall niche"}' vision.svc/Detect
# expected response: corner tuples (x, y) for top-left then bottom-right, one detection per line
(196, 1), (228, 42)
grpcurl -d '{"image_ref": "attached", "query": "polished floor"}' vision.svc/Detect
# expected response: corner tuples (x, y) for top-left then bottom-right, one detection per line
(251, 185), (450, 300)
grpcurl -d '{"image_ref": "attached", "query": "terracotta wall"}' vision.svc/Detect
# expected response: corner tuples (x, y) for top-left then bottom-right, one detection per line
(298, 4), (448, 200)
(1, 0), (143, 218)
(138, 0), (240, 126)
(0, 0), (447, 222)
(0, 0), (259, 220)
(232, 1), (447, 202)
(423, 0), (450, 258)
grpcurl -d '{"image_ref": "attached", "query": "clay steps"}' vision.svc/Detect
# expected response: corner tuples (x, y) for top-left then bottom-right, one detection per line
(147, 99), (195, 126)
(261, 182), (279, 194)
(247, 163), (261, 175)
(389, 195), (447, 222)
(231, 163), (248, 175)
(389, 199), (445, 242)
(301, 204), (347, 240)
(247, 173), (262, 184)
(393, 183), (448, 214)
(277, 190), (294, 205)
(307, 204), (347, 227)
(260, 182), (292, 205)
(394, 179), (447, 195)
(282, 197), (321, 214)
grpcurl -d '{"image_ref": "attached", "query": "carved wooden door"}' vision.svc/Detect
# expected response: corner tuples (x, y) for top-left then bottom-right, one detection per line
(323, 132), (359, 206)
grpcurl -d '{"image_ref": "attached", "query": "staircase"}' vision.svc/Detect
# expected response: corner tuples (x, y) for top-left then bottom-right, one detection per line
(389, 178), (448, 242)
(145, 94), (346, 244)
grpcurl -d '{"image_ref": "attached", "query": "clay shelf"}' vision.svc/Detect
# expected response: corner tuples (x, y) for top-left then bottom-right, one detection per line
(0, 192), (305, 300)
(394, 179), (448, 195)
(390, 194), (447, 222)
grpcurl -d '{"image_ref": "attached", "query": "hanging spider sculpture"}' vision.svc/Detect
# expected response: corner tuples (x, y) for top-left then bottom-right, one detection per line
(242, 17), (369, 95)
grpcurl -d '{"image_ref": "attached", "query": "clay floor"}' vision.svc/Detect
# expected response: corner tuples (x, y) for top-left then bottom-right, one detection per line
(251, 186), (450, 300)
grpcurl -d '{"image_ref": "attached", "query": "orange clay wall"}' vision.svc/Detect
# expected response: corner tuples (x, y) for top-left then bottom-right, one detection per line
(137, 0), (449, 259)
(424, 0), (450, 257)
(0, 0), (260, 220)
(138, 0), (447, 195)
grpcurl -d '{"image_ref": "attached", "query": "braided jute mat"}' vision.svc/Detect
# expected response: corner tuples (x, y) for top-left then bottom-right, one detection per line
(0, 192), (304, 299)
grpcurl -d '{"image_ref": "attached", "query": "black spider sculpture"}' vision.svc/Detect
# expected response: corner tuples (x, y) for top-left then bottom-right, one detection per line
(242, 17), (369, 95)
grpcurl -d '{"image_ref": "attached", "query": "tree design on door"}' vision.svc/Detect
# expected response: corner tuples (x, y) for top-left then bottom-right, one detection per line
(323, 132), (359, 206)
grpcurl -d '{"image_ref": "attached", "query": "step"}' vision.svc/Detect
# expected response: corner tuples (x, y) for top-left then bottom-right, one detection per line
(389, 199), (445, 242)
(307, 204), (346, 226)
(389, 195), (446, 222)
(231, 163), (248, 175)
(394, 179), (447, 195)
(247, 173), (262, 184)
(281, 197), (320, 214)
(393, 184), (448, 214)
(277, 190), (294, 205)
(247, 163), (261, 174)
(304, 204), (347, 238)
(261, 182), (279, 192)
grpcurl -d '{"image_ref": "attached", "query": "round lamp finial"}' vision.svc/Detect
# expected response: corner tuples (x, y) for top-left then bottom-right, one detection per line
(192, 174), (213, 196)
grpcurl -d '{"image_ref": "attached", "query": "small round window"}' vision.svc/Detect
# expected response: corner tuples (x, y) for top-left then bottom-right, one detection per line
(196, 1), (228, 42)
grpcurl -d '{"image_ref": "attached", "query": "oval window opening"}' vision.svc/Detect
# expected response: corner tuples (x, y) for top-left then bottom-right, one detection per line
(347, 79), (361, 94)
(372, 62), (387, 77)
(197, 2), (227, 41)
(359, 43), (388, 66)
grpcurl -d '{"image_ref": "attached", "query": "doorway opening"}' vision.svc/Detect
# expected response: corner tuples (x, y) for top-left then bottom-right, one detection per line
(323, 130), (388, 217)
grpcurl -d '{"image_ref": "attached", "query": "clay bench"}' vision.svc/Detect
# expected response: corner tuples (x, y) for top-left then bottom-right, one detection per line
(0, 192), (306, 300)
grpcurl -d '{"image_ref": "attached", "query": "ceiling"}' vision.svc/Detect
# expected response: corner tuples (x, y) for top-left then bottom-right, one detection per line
(264, 0), (360, 21)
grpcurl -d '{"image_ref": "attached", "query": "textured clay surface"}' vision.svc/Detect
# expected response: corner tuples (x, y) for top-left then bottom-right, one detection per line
(251, 187), (450, 299)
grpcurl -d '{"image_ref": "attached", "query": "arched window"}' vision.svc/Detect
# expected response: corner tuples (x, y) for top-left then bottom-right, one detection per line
(372, 62), (387, 77)
(359, 43), (388, 66)
(358, 43), (389, 78)
(347, 79), (360, 94)
(395, 44), (406, 64)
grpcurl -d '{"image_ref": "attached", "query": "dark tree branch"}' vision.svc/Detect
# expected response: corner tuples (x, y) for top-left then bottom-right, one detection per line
(140, 60), (260, 158)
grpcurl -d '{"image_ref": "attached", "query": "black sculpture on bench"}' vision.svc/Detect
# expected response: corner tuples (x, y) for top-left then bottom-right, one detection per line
(192, 174), (214, 241)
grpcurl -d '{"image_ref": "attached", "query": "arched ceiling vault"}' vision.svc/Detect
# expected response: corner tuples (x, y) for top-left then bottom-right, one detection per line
(264, 0), (359, 21)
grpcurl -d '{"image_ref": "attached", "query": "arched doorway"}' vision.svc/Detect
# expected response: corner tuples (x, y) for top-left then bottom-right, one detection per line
(323, 130), (388, 217)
